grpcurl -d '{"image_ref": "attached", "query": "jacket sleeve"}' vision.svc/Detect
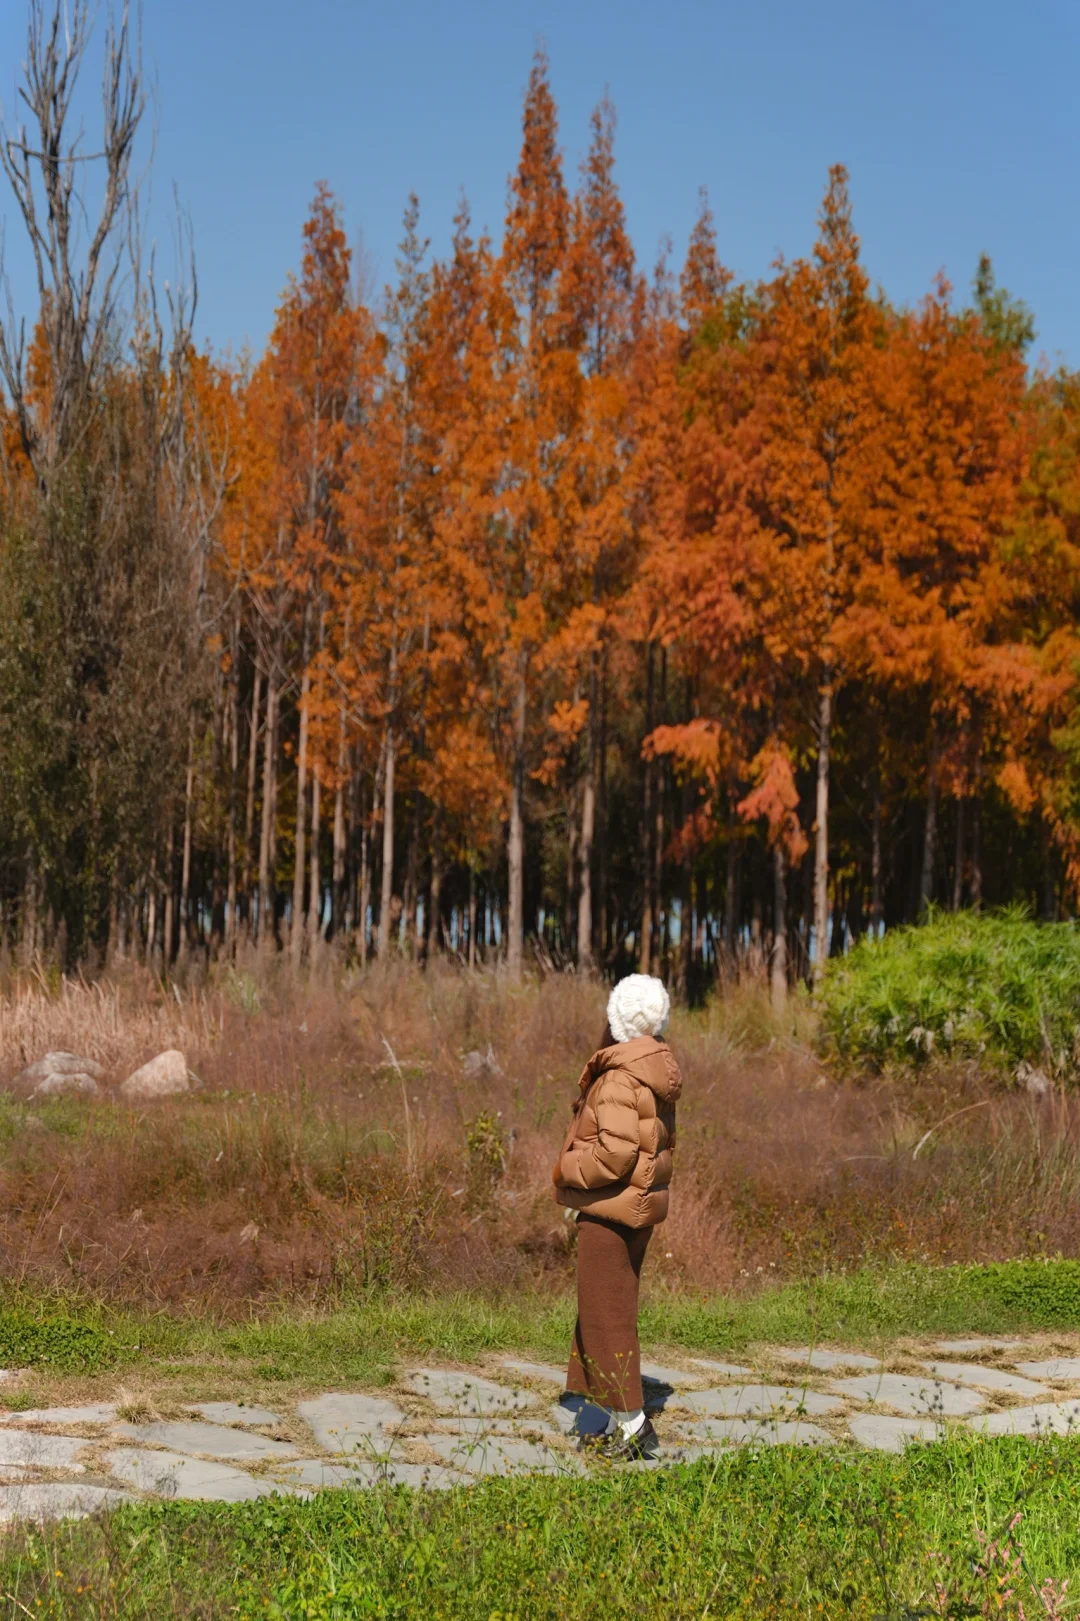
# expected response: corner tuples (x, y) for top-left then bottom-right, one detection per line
(558, 1074), (640, 1189)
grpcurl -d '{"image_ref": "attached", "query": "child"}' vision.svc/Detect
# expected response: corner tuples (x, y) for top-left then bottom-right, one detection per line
(551, 973), (681, 1459)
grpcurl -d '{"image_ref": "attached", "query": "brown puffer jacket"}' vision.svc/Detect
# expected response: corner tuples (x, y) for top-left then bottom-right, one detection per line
(552, 1036), (682, 1229)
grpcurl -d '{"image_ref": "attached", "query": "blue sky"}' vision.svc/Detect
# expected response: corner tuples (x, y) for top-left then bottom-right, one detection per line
(0, 0), (1077, 367)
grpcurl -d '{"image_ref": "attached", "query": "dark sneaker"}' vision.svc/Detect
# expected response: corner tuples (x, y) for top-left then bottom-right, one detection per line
(578, 1416), (660, 1461)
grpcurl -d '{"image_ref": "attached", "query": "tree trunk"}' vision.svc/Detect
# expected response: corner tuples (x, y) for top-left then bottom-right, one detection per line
(812, 680), (832, 984)
(468, 863), (477, 969)
(404, 792), (421, 956)
(598, 648), (609, 961)
(378, 720), (396, 957)
(257, 674), (278, 951)
(146, 853), (159, 972)
(163, 821), (176, 968)
(332, 778), (346, 943)
(723, 835), (737, 962)
(291, 665), (311, 966)
(639, 644), (654, 974)
(771, 843), (787, 1013)
(358, 777), (371, 967)
(307, 762), (321, 951)
(919, 733), (940, 916)
(507, 659), (527, 978)
(577, 663), (597, 969)
(870, 772), (883, 936)
(226, 655), (239, 957)
(952, 793), (965, 912)
(428, 812), (444, 959)
(243, 662), (262, 939)
(177, 723), (195, 964)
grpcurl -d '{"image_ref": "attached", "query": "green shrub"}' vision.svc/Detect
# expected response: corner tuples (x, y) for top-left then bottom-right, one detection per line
(819, 907), (1080, 1078)
(0, 1309), (118, 1372)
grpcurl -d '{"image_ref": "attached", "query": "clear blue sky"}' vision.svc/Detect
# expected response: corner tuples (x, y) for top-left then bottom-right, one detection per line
(1, 0), (1077, 367)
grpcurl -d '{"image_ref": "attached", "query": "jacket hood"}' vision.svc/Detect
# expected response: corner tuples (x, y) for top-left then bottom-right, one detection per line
(584, 1035), (682, 1104)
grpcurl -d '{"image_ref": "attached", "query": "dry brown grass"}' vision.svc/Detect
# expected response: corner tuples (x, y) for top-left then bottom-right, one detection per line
(1, 959), (1080, 1312)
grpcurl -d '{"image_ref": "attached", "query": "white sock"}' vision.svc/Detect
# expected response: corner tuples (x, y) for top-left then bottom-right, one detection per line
(618, 1409), (646, 1438)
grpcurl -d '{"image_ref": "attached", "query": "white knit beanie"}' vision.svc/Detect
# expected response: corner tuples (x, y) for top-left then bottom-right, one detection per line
(606, 974), (671, 1044)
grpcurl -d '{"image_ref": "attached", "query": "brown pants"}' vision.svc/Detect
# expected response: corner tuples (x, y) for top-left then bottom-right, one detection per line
(566, 1213), (652, 1412)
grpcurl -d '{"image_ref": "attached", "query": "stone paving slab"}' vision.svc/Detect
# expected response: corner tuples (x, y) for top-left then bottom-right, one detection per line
(0, 1483), (132, 1521)
(679, 1384), (842, 1418)
(1015, 1358), (1080, 1380)
(111, 1420), (297, 1461)
(104, 1448), (279, 1501)
(0, 1431), (89, 1470)
(190, 1402), (285, 1428)
(423, 1433), (584, 1477)
(499, 1359), (566, 1386)
(933, 1339), (1030, 1355)
(921, 1361), (1048, 1396)
(672, 1417), (832, 1447)
(640, 1361), (698, 1387)
(407, 1369), (534, 1414)
(969, 1401), (1080, 1437)
(297, 1393), (406, 1453)
(776, 1348), (881, 1372)
(0, 1404), (118, 1426)
(848, 1415), (942, 1452)
(689, 1358), (754, 1377)
(830, 1373), (986, 1416)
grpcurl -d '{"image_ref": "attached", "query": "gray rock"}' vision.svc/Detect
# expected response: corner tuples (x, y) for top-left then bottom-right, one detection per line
(297, 1393), (406, 1455)
(499, 1359), (566, 1387)
(119, 1049), (191, 1100)
(672, 1417), (831, 1447)
(0, 1431), (89, 1469)
(921, 1361), (1047, 1397)
(104, 1447), (278, 1501)
(776, 1347), (881, 1372)
(0, 1404), (117, 1426)
(1014, 1358), (1080, 1381)
(110, 1419), (296, 1461)
(830, 1372), (985, 1416)
(422, 1432), (583, 1477)
(969, 1401), (1080, 1437)
(407, 1369), (533, 1414)
(849, 1414), (942, 1451)
(678, 1384), (842, 1418)
(189, 1402), (284, 1428)
(0, 1482), (131, 1522)
(689, 1358), (754, 1378)
(462, 1046), (502, 1078)
(12, 1052), (103, 1099)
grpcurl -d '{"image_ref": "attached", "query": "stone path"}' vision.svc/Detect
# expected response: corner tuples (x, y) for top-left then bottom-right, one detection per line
(2, 1338), (1080, 1522)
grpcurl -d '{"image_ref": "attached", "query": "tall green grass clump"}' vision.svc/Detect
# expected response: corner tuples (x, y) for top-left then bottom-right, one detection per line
(819, 907), (1080, 1079)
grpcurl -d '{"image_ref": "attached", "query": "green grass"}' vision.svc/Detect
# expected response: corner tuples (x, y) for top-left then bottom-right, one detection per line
(9, 1257), (1080, 1386)
(819, 906), (1080, 1078)
(3, 1433), (1079, 1618)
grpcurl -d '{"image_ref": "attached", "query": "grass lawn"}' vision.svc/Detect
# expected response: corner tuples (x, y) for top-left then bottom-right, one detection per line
(2, 1432), (1077, 1618)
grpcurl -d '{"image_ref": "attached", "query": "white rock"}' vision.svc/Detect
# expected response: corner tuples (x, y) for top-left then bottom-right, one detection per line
(0, 1482), (131, 1522)
(120, 1049), (191, 1100)
(104, 1447), (277, 1501)
(689, 1358), (754, 1377)
(641, 1362), (698, 1387)
(933, 1338), (1028, 1354)
(921, 1361), (1047, 1396)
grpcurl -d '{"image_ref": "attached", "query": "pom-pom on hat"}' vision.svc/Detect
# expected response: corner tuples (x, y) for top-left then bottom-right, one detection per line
(607, 974), (671, 1045)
